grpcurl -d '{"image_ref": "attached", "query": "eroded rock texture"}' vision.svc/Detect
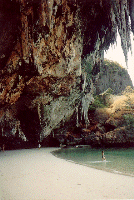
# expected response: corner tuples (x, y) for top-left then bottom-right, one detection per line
(96, 59), (133, 95)
(0, 0), (133, 148)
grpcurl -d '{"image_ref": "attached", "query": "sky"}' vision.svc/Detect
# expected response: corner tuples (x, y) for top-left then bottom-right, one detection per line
(104, 32), (134, 85)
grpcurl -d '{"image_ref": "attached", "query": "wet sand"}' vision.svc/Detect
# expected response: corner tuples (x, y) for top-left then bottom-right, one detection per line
(0, 148), (134, 200)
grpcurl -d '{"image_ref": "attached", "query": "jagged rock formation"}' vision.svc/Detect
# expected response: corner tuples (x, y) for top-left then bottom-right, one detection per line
(54, 86), (134, 148)
(96, 59), (133, 95)
(88, 86), (134, 147)
(0, 0), (134, 149)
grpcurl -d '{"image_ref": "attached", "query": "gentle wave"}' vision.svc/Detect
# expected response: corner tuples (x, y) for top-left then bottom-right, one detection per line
(88, 160), (111, 163)
(54, 147), (134, 177)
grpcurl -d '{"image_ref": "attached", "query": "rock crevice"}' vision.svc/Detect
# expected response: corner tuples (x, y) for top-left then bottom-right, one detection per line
(0, 0), (133, 148)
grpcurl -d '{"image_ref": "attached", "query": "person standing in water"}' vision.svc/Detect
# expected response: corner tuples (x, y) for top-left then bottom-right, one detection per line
(38, 143), (41, 149)
(2, 144), (5, 152)
(102, 150), (106, 161)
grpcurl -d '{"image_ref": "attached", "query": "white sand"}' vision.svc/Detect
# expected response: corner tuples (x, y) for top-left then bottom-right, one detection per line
(0, 148), (134, 200)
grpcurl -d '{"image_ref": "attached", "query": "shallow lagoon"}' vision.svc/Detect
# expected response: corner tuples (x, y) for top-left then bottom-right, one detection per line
(54, 147), (134, 177)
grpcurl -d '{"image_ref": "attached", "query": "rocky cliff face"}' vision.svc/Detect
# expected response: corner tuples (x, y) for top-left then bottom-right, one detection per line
(53, 86), (134, 148)
(96, 59), (133, 95)
(0, 0), (134, 149)
(89, 86), (134, 147)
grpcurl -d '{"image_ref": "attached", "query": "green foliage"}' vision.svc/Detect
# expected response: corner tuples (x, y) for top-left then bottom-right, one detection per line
(101, 88), (113, 96)
(82, 56), (93, 77)
(118, 70), (126, 76)
(85, 60), (93, 75)
(104, 59), (122, 70)
(89, 95), (106, 111)
(102, 59), (125, 75)
(123, 114), (134, 133)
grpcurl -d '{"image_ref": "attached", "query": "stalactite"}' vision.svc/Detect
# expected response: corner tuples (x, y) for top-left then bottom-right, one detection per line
(81, 93), (94, 128)
(37, 102), (42, 141)
(110, 0), (131, 65)
(76, 106), (79, 127)
(82, 73), (87, 92)
(0, 0), (134, 146)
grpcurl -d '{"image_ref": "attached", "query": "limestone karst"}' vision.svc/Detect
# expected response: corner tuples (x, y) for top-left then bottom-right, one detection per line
(0, 0), (134, 148)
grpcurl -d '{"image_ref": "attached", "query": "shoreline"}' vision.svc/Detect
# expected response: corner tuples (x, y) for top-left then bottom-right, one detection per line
(53, 147), (134, 178)
(1, 147), (134, 199)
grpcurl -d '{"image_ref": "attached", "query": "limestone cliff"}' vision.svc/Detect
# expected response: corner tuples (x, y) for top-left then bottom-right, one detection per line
(96, 59), (133, 95)
(91, 86), (134, 147)
(54, 86), (134, 148)
(0, 0), (134, 149)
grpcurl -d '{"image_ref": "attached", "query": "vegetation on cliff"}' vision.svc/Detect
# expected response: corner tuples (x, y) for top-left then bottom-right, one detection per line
(0, 0), (134, 149)
(96, 59), (133, 94)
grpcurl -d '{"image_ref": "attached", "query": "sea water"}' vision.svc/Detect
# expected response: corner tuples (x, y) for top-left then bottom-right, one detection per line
(54, 147), (134, 177)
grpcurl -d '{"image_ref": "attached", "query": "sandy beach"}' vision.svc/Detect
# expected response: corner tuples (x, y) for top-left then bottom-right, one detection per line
(0, 148), (134, 200)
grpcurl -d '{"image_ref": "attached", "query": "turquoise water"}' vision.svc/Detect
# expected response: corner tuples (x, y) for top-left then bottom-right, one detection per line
(54, 147), (134, 177)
